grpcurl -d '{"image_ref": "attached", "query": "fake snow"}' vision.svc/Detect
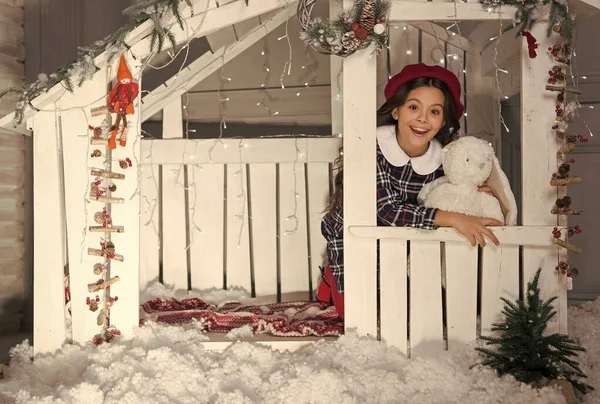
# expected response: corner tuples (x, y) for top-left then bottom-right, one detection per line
(1, 284), (598, 404)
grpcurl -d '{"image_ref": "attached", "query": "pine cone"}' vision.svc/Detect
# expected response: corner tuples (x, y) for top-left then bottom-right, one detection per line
(360, 0), (376, 31)
(569, 267), (579, 277)
(341, 32), (361, 54)
(94, 212), (106, 224)
(119, 160), (128, 169)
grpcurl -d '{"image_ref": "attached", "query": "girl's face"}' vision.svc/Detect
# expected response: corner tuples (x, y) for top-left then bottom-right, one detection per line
(392, 86), (446, 156)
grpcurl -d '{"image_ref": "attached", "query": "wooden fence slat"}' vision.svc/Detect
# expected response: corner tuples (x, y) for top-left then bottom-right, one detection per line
(139, 154), (160, 289)
(160, 98), (188, 291)
(32, 109), (66, 355)
(226, 163), (251, 291)
(189, 163), (225, 290)
(306, 163), (330, 299)
(445, 243), (477, 349)
(108, 55), (141, 338)
(60, 66), (109, 345)
(409, 241), (444, 357)
(379, 239), (408, 355)
(278, 162), (309, 298)
(248, 164), (277, 297)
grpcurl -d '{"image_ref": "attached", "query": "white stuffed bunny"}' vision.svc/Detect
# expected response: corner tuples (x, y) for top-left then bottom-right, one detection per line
(418, 136), (518, 226)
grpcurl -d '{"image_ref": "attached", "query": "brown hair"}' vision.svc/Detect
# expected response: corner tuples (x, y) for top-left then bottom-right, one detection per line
(326, 77), (461, 214)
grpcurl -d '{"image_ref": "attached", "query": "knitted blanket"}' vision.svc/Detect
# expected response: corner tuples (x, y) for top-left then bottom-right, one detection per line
(141, 298), (344, 337)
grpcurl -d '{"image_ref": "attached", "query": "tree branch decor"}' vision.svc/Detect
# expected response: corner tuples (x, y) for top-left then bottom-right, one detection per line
(0, 0), (251, 127)
(482, 0), (574, 43)
(298, 0), (391, 58)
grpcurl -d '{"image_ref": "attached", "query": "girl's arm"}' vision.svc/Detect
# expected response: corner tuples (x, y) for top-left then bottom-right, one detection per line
(434, 210), (501, 247)
(377, 187), (439, 230)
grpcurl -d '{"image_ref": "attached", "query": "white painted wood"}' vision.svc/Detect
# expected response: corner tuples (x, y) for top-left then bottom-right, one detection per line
(306, 163), (330, 299)
(349, 225), (555, 245)
(108, 55), (141, 339)
(141, 4), (297, 121)
(160, 98), (189, 291)
(330, 0), (343, 137)
(389, 2), (518, 21)
(445, 243), (478, 349)
(248, 163), (277, 297)
(520, 23), (563, 334)
(410, 241), (444, 357)
(480, 245), (519, 336)
(189, 163), (225, 290)
(379, 239), (408, 355)
(140, 138), (341, 165)
(139, 153), (160, 290)
(278, 161), (310, 298)
(182, 86), (331, 126)
(60, 66), (110, 345)
(206, 25), (237, 52)
(32, 109), (66, 355)
(226, 162), (251, 291)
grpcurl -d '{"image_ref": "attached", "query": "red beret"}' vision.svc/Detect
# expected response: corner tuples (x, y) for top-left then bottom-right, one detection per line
(384, 63), (464, 119)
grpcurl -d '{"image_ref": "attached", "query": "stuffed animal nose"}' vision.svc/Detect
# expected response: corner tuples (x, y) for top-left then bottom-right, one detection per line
(479, 163), (486, 170)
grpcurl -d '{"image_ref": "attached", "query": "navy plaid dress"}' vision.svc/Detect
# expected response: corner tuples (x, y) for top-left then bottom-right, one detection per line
(321, 125), (445, 294)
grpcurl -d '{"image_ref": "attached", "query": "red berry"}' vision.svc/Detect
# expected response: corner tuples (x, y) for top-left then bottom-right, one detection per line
(584, 138), (589, 143)
(548, 47), (553, 51)
(114, 296), (119, 301)
(555, 266), (559, 270)
(554, 227), (558, 231)
(575, 225), (580, 229)
(96, 297), (100, 302)
(86, 297), (90, 304)
(552, 173), (557, 177)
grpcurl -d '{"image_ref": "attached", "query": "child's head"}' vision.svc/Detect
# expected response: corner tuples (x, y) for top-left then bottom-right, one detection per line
(378, 64), (463, 150)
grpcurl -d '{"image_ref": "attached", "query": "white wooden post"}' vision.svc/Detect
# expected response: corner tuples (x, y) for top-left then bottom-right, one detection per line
(31, 109), (66, 355)
(521, 23), (566, 333)
(109, 55), (142, 338)
(342, 0), (378, 336)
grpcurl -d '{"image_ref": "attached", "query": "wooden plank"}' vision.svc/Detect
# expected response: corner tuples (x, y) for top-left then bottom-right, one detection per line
(60, 65), (109, 345)
(349, 225), (555, 245)
(139, 157), (160, 290)
(206, 25), (237, 52)
(189, 163), (225, 290)
(141, 5), (296, 122)
(342, 19), (378, 336)
(389, 2), (518, 21)
(330, 0), (343, 137)
(520, 23), (563, 334)
(140, 138), (341, 165)
(306, 163), (330, 299)
(160, 98), (188, 291)
(248, 164), (277, 297)
(0, 221), (23, 240)
(379, 239), (408, 355)
(410, 241), (444, 357)
(226, 163), (251, 291)
(445, 243), (478, 349)
(278, 162), (309, 298)
(480, 244), (520, 335)
(409, 22), (482, 56)
(108, 55), (141, 339)
(32, 109), (66, 355)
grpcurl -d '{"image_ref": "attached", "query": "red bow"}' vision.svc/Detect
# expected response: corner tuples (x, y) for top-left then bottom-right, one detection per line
(522, 31), (538, 59)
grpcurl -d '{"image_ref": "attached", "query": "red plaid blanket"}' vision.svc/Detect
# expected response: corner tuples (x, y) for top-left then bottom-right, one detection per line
(141, 298), (344, 337)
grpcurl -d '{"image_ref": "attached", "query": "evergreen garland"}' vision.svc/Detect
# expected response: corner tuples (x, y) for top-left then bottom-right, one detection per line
(476, 268), (593, 394)
(482, 0), (574, 42)
(0, 0), (250, 127)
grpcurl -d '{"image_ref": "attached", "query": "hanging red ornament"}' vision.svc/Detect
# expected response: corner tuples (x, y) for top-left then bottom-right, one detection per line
(522, 31), (538, 58)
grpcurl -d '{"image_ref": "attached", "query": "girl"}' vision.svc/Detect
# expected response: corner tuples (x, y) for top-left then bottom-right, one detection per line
(318, 63), (502, 319)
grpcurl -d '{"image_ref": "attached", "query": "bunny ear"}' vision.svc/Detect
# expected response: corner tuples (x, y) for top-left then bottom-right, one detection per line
(487, 155), (518, 225)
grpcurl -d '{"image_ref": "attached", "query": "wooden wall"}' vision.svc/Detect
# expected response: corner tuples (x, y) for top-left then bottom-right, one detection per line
(0, 0), (24, 335)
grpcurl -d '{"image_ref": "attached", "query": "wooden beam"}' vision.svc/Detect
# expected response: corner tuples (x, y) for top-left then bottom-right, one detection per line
(389, 2), (518, 21)
(141, 5), (296, 122)
(131, 0), (296, 61)
(409, 22), (483, 56)
(348, 226), (556, 246)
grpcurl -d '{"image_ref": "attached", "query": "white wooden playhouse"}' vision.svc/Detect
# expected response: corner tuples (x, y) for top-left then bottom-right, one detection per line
(1, 0), (597, 357)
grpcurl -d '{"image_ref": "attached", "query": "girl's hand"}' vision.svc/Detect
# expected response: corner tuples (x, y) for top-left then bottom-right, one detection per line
(477, 185), (493, 196)
(434, 211), (502, 247)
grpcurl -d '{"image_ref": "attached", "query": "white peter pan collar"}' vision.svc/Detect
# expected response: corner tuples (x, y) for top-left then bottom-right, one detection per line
(376, 125), (442, 175)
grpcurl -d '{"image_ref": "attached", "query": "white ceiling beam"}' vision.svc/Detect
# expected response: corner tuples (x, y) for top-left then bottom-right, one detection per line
(389, 2), (518, 21)
(141, 4), (297, 122)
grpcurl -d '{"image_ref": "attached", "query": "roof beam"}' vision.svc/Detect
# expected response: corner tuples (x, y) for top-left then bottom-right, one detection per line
(390, 2), (518, 21)
(141, 4), (297, 122)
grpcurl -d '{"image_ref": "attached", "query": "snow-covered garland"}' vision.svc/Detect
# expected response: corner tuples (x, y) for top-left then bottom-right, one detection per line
(0, 0), (246, 127)
(298, 0), (391, 58)
(482, 0), (574, 42)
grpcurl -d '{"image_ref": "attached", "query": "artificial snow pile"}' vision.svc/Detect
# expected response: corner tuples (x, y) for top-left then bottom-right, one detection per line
(0, 284), (596, 404)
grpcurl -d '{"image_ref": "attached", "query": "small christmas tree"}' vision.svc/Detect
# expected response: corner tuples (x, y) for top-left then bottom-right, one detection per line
(476, 268), (593, 394)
